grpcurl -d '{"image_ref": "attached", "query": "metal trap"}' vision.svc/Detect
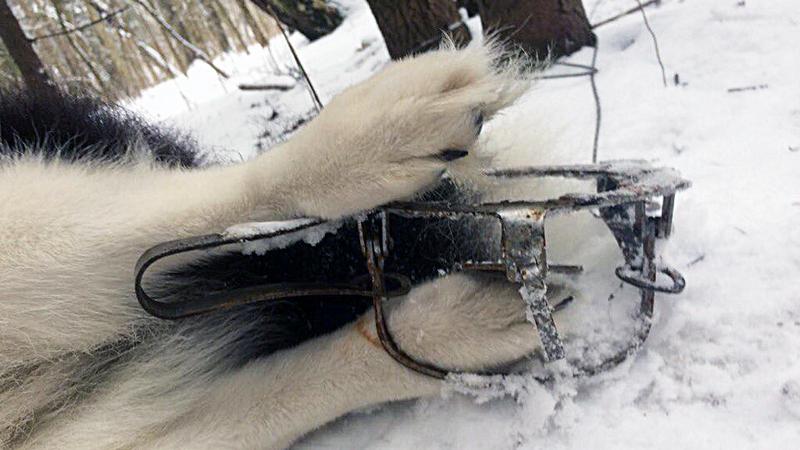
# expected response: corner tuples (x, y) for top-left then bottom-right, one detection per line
(136, 160), (690, 380)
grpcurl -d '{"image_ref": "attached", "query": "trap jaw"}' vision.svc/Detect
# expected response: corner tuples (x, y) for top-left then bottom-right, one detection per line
(358, 207), (563, 380)
(134, 160), (690, 382)
(357, 160), (690, 379)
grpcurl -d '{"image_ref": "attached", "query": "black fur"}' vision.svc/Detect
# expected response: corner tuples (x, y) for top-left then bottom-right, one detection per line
(159, 180), (497, 358)
(0, 88), (199, 167)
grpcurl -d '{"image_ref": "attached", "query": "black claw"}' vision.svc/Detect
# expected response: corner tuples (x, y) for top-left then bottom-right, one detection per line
(437, 149), (469, 161)
(474, 112), (484, 135)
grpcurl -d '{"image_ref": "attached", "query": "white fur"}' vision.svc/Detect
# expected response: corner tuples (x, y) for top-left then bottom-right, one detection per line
(0, 44), (591, 449)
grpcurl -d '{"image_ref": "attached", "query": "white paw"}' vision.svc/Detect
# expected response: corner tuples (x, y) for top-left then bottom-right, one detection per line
(282, 44), (528, 219)
(374, 273), (544, 373)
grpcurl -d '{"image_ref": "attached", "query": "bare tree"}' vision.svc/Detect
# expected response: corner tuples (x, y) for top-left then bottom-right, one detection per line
(0, 0), (55, 93)
(479, 0), (596, 59)
(366, 0), (471, 60)
(237, 0), (270, 47)
(131, 0), (230, 78)
(249, 0), (342, 42)
(53, 0), (109, 95)
(0, 0), (277, 99)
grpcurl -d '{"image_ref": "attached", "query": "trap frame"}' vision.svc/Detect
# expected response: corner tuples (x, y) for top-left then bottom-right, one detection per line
(136, 160), (690, 380)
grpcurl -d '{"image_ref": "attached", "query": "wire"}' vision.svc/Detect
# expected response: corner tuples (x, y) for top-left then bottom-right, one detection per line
(633, 0), (667, 87)
(589, 44), (602, 163)
(263, 4), (323, 112)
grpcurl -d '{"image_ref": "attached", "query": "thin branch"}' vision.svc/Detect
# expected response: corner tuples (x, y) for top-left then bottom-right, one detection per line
(29, 6), (130, 42)
(591, 0), (658, 29)
(53, 0), (109, 94)
(589, 45), (602, 163)
(94, 4), (183, 79)
(129, 0), (230, 78)
(727, 84), (768, 93)
(260, 2), (322, 111)
(634, 0), (667, 87)
(687, 254), (705, 266)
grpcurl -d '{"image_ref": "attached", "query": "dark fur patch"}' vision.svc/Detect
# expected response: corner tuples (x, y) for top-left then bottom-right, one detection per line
(160, 180), (497, 359)
(0, 88), (199, 167)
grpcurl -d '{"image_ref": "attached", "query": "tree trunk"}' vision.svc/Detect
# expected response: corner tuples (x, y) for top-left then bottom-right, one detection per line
(212, 0), (249, 53)
(200, 0), (233, 53)
(0, 0), (55, 93)
(53, 0), (108, 96)
(479, 0), (596, 59)
(249, 0), (342, 42)
(156, 0), (194, 69)
(237, 0), (270, 47)
(366, 0), (471, 60)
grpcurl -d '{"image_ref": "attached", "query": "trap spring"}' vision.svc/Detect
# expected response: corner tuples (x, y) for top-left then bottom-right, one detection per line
(135, 160), (690, 380)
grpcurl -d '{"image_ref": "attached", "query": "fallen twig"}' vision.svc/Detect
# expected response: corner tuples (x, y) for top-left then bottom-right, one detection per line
(687, 254), (705, 267)
(238, 83), (294, 92)
(727, 84), (769, 93)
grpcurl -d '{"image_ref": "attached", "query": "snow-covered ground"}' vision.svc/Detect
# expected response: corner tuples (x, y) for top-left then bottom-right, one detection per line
(132, 0), (800, 448)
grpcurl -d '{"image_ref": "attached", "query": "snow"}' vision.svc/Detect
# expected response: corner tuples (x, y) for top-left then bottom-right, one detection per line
(223, 219), (319, 238)
(132, 0), (800, 448)
(223, 219), (342, 255)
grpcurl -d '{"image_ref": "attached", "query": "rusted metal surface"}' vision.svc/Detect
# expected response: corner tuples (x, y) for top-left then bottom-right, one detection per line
(359, 215), (453, 379)
(134, 160), (691, 382)
(497, 208), (565, 362)
(387, 161), (690, 219)
(134, 219), (410, 320)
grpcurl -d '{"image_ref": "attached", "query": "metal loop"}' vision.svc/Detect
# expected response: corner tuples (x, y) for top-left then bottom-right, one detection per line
(615, 264), (686, 294)
(134, 222), (411, 320)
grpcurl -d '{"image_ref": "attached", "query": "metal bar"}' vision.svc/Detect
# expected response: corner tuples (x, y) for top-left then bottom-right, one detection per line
(636, 203), (656, 317)
(659, 194), (675, 238)
(498, 208), (566, 361)
(359, 215), (450, 379)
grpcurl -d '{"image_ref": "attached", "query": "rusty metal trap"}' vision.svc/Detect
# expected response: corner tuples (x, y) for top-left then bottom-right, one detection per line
(135, 160), (690, 381)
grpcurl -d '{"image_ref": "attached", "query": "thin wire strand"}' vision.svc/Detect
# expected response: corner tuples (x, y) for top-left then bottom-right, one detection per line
(29, 6), (130, 42)
(589, 44), (602, 163)
(592, 0), (659, 29)
(539, 70), (596, 80)
(263, 5), (323, 111)
(634, 0), (667, 87)
(536, 53), (602, 163)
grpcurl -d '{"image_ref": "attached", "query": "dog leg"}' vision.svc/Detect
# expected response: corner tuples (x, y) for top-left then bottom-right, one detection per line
(149, 274), (562, 449)
(1, 43), (530, 445)
(21, 273), (552, 449)
(0, 43), (526, 368)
